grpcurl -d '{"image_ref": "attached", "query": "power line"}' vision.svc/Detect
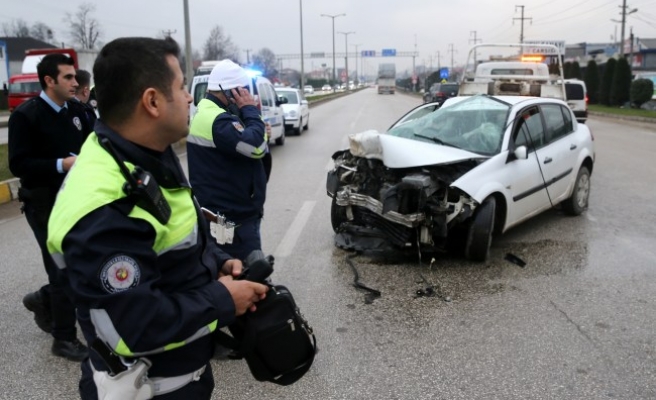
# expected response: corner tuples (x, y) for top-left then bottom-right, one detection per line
(533, 0), (617, 25)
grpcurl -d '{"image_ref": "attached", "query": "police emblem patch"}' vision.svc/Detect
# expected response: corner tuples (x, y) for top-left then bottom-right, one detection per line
(73, 116), (82, 131)
(100, 255), (141, 293)
(232, 121), (245, 132)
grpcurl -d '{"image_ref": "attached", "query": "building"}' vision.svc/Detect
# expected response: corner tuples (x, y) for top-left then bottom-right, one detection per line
(0, 37), (56, 77)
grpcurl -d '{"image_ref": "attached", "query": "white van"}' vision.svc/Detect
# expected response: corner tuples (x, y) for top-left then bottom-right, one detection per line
(562, 79), (588, 123)
(189, 70), (287, 145)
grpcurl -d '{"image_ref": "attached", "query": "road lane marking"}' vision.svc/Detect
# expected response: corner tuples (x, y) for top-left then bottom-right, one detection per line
(586, 213), (597, 222)
(274, 200), (316, 258)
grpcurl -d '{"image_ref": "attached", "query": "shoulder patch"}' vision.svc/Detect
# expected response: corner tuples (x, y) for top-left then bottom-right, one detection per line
(73, 116), (82, 131)
(100, 255), (141, 294)
(232, 121), (245, 132)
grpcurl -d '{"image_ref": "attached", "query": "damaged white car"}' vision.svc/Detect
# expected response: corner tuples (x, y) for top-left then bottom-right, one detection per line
(326, 95), (595, 261)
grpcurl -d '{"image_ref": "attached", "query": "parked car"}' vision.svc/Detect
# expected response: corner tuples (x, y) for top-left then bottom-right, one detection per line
(321, 84), (332, 92)
(424, 82), (460, 104)
(189, 70), (287, 145)
(327, 94), (595, 261)
(275, 87), (310, 135)
(303, 85), (315, 94)
(562, 79), (588, 123)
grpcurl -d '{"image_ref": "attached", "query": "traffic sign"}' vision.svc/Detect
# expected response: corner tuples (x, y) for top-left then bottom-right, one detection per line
(310, 52), (325, 58)
(439, 68), (449, 79)
(361, 50), (376, 57)
(381, 49), (397, 57)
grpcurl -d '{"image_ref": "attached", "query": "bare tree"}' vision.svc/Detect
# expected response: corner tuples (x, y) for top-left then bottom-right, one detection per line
(252, 48), (278, 79)
(2, 19), (30, 37)
(64, 3), (102, 49)
(30, 22), (55, 43)
(202, 26), (239, 61)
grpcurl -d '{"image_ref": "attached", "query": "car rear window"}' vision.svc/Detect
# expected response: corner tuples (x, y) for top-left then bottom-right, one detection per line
(565, 83), (585, 100)
(440, 84), (459, 93)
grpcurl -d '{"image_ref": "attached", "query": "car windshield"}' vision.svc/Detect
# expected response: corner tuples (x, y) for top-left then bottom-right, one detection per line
(9, 81), (41, 94)
(387, 95), (511, 155)
(276, 90), (299, 104)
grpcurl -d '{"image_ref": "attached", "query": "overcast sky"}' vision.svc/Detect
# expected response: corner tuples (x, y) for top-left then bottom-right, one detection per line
(2, 0), (656, 75)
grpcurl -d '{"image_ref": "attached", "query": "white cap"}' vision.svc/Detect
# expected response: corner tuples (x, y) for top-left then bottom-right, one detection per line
(207, 59), (250, 91)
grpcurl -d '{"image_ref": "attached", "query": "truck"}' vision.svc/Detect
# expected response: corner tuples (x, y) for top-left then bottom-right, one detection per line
(7, 48), (98, 112)
(0, 40), (9, 94)
(377, 63), (396, 94)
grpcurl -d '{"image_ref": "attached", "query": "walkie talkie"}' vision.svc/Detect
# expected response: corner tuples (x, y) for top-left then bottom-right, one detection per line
(100, 138), (171, 225)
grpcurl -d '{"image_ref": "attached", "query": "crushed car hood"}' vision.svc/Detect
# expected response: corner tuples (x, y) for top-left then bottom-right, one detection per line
(348, 130), (487, 169)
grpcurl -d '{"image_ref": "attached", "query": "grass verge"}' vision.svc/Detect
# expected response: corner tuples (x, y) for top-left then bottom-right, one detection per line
(0, 144), (14, 181)
(589, 104), (656, 119)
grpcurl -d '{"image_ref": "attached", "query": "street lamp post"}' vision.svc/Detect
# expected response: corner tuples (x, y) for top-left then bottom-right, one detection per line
(338, 31), (354, 88)
(321, 13), (345, 88)
(183, 0), (193, 85)
(351, 43), (361, 84)
(299, 0), (305, 89)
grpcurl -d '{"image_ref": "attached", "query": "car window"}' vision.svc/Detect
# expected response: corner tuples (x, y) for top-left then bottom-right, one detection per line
(491, 68), (534, 75)
(258, 83), (271, 107)
(388, 95), (510, 155)
(277, 91), (299, 104)
(541, 104), (573, 143)
(440, 84), (459, 94)
(514, 107), (545, 150)
(193, 82), (207, 106)
(565, 83), (585, 100)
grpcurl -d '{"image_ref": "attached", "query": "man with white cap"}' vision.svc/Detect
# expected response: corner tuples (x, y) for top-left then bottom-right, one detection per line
(187, 59), (268, 262)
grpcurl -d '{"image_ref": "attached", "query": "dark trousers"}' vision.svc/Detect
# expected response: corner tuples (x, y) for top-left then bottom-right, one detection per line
(217, 218), (262, 261)
(23, 201), (78, 341)
(79, 360), (215, 399)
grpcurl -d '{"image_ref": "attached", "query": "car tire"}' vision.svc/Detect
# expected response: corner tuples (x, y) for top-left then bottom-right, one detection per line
(303, 116), (309, 131)
(464, 196), (496, 262)
(295, 118), (302, 135)
(331, 197), (348, 233)
(562, 166), (590, 216)
(275, 129), (285, 146)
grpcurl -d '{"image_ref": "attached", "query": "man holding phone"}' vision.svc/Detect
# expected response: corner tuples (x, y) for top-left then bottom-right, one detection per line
(187, 60), (268, 262)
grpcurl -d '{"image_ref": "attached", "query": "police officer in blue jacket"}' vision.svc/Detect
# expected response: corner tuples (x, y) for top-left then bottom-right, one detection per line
(187, 60), (268, 261)
(47, 37), (268, 399)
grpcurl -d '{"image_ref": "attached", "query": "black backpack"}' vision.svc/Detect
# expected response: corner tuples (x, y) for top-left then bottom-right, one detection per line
(215, 252), (317, 386)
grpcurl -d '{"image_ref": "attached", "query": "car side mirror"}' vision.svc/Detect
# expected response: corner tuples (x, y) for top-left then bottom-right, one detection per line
(513, 145), (528, 160)
(2, 83), (7, 96)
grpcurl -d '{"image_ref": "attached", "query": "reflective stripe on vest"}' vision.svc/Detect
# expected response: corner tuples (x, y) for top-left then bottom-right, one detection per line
(90, 309), (218, 357)
(189, 98), (267, 159)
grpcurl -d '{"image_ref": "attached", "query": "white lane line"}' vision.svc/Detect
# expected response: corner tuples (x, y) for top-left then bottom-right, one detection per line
(586, 213), (597, 222)
(274, 201), (316, 258)
(349, 105), (365, 130)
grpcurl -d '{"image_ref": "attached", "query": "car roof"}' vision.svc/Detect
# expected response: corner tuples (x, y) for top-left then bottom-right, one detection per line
(442, 95), (567, 108)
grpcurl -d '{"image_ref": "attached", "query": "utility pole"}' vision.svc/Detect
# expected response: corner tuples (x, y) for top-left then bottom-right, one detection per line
(513, 5), (532, 45)
(618, 0), (638, 58)
(244, 49), (252, 64)
(469, 31), (482, 66)
(436, 51), (441, 70)
(321, 13), (346, 87)
(299, 0), (305, 89)
(351, 43), (361, 84)
(182, 0), (193, 86)
(338, 31), (355, 87)
(412, 34), (417, 92)
(162, 29), (176, 38)
(448, 44), (456, 81)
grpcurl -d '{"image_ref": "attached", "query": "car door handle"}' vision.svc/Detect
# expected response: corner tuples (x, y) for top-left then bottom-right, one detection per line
(543, 157), (552, 164)
(570, 144), (577, 150)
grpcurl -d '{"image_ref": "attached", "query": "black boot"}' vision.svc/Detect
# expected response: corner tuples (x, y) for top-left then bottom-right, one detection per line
(22, 291), (52, 334)
(52, 338), (89, 362)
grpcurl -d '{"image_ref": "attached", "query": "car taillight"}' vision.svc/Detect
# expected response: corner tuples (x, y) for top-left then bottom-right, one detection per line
(437, 92), (445, 96)
(585, 95), (589, 104)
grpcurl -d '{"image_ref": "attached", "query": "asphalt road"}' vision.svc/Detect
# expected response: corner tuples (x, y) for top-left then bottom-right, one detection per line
(0, 88), (654, 399)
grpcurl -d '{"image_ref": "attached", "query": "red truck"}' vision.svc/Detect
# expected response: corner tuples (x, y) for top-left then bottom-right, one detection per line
(7, 48), (78, 112)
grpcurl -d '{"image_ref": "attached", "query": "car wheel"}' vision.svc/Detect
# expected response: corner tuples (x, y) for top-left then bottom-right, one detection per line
(464, 196), (496, 262)
(331, 197), (348, 232)
(303, 116), (309, 131)
(295, 118), (302, 135)
(562, 166), (590, 216)
(275, 129), (285, 146)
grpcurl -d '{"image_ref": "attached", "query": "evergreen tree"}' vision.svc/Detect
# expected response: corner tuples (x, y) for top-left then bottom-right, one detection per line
(570, 62), (582, 79)
(584, 60), (600, 104)
(599, 58), (616, 106)
(563, 62), (572, 79)
(610, 57), (632, 106)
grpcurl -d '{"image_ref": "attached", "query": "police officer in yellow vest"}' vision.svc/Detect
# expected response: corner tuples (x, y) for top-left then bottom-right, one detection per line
(187, 60), (268, 262)
(46, 37), (268, 399)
